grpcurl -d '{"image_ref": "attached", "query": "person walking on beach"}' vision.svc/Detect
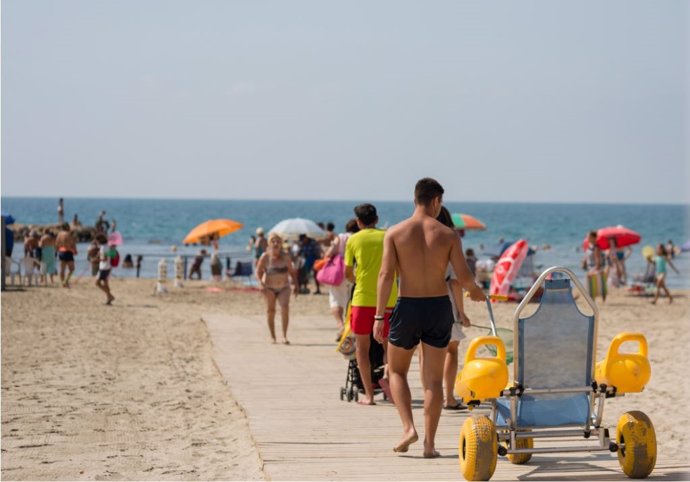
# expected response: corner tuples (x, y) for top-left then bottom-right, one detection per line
(256, 232), (299, 344)
(254, 228), (268, 266)
(436, 207), (472, 411)
(345, 204), (398, 406)
(297, 234), (322, 294)
(583, 231), (607, 302)
(87, 240), (101, 276)
(189, 249), (206, 280)
(374, 178), (484, 458)
(325, 219), (359, 340)
(652, 243), (679, 304)
(55, 223), (77, 287)
(57, 198), (64, 224)
(95, 235), (115, 305)
(39, 230), (57, 285)
(608, 239), (632, 286)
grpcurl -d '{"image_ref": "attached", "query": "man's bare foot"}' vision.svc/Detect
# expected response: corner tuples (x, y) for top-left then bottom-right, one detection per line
(282, 339), (290, 345)
(271, 338), (277, 344)
(357, 397), (375, 406)
(423, 440), (440, 458)
(393, 430), (418, 453)
(423, 449), (440, 458)
(106, 295), (115, 305)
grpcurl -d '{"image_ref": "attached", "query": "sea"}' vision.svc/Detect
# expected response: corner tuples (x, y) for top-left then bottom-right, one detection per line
(2, 197), (689, 288)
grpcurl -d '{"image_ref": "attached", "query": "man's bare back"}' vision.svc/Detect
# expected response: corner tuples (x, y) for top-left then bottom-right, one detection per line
(56, 230), (76, 253)
(387, 214), (458, 298)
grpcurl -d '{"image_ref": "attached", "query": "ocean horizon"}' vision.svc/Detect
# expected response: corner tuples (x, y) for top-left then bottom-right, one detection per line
(2, 196), (688, 288)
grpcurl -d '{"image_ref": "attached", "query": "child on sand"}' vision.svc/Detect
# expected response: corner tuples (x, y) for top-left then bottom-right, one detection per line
(651, 243), (679, 304)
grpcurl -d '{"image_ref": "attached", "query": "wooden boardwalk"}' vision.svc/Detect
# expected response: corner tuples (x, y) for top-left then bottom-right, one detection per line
(205, 313), (689, 481)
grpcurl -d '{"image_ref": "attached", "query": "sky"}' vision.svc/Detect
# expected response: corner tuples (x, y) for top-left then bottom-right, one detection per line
(1, 0), (688, 204)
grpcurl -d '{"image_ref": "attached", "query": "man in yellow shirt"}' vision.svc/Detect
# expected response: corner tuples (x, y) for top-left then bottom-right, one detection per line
(344, 203), (398, 406)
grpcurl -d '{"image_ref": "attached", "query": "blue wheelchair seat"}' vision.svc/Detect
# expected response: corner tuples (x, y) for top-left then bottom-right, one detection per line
(495, 278), (595, 429)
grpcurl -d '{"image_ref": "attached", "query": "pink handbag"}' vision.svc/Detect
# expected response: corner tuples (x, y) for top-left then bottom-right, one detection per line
(316, 254), (345, 286)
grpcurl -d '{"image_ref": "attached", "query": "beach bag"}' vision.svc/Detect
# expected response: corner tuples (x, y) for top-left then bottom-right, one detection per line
(316, 254), (345, 286)
(109, 247), (120, 268)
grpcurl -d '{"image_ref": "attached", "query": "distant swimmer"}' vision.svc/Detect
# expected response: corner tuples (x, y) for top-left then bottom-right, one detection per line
(375, 178), (484, 458)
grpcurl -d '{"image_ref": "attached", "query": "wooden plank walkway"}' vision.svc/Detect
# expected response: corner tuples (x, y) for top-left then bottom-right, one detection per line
(205, 314), (689, 481)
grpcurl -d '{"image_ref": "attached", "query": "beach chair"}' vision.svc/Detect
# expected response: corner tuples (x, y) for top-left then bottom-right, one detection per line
(455, 266), (655, 481)
(229, 261), (256, 286)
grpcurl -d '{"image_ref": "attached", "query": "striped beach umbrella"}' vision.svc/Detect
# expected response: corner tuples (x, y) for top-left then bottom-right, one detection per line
(451, 213), (486, 231)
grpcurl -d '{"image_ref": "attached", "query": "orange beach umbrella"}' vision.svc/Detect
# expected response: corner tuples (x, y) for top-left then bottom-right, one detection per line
(183, 219), (243, 244)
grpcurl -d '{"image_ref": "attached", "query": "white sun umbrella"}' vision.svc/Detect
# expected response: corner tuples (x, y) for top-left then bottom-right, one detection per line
(269, 218), (327, 241)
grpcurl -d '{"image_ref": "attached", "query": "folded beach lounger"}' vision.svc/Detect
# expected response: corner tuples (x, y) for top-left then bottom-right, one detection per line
(455, 267), (656, 481)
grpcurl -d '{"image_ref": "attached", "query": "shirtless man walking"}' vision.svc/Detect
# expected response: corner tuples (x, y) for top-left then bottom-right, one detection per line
(55, 223), (77, 287)
(374, 178), (484, 458)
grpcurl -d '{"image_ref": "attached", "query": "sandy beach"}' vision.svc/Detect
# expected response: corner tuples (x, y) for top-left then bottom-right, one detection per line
(2, 276), (689, 480)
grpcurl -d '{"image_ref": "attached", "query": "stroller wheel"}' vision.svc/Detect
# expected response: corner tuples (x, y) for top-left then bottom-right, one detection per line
(340, 387), (346, 401)
(346, 389), (353, 402)
(354, 390), (359, 402)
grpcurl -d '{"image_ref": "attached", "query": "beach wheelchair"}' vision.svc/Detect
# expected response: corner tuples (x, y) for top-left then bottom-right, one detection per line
(455, 267), (655, 481)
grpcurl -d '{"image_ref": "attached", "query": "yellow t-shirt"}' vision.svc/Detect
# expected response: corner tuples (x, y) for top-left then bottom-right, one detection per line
(344, 228), (397, 308)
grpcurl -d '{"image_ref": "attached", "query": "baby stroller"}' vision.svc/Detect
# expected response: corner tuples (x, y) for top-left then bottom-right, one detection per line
(455, 267), (655, 481)
(339, 333), (387, 403)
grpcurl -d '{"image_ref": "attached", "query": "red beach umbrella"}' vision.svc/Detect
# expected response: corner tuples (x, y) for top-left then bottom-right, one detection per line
(583, 226), (641, 250)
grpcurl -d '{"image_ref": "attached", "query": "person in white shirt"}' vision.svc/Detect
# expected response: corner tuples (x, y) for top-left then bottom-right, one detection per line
(95, 235), (115, 305)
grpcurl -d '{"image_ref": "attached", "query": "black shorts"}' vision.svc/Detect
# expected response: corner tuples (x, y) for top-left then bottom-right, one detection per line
(98, 269), (111, 281)
(58, 251), (74, 262)
(388, 296), (454, 350)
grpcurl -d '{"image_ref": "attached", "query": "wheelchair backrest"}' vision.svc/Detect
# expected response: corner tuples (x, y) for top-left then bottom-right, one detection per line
(516, 277), (595, 389)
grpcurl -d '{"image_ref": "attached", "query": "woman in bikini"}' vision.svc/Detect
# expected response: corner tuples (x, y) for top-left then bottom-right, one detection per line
(256, 232), (299, 344)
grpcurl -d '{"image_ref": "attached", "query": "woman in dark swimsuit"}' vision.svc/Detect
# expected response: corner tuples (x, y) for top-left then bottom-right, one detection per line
(256, 232), (299, 344)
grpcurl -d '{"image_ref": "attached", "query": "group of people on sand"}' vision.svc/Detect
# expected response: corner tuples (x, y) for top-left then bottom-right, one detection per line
(254, 178), (485, 458)
(583, 231), (679, 304)
(16, 215), (118, 305)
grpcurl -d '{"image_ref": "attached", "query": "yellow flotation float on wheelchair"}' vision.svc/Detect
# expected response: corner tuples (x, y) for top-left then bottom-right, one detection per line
(455, 267), (656, 481)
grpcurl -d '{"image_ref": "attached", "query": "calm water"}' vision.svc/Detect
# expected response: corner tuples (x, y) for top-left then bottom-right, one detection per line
(2, 197), (689, 288)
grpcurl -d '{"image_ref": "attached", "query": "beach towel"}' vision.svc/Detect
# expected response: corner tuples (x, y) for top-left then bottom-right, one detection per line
(587, 271), (608, 300)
